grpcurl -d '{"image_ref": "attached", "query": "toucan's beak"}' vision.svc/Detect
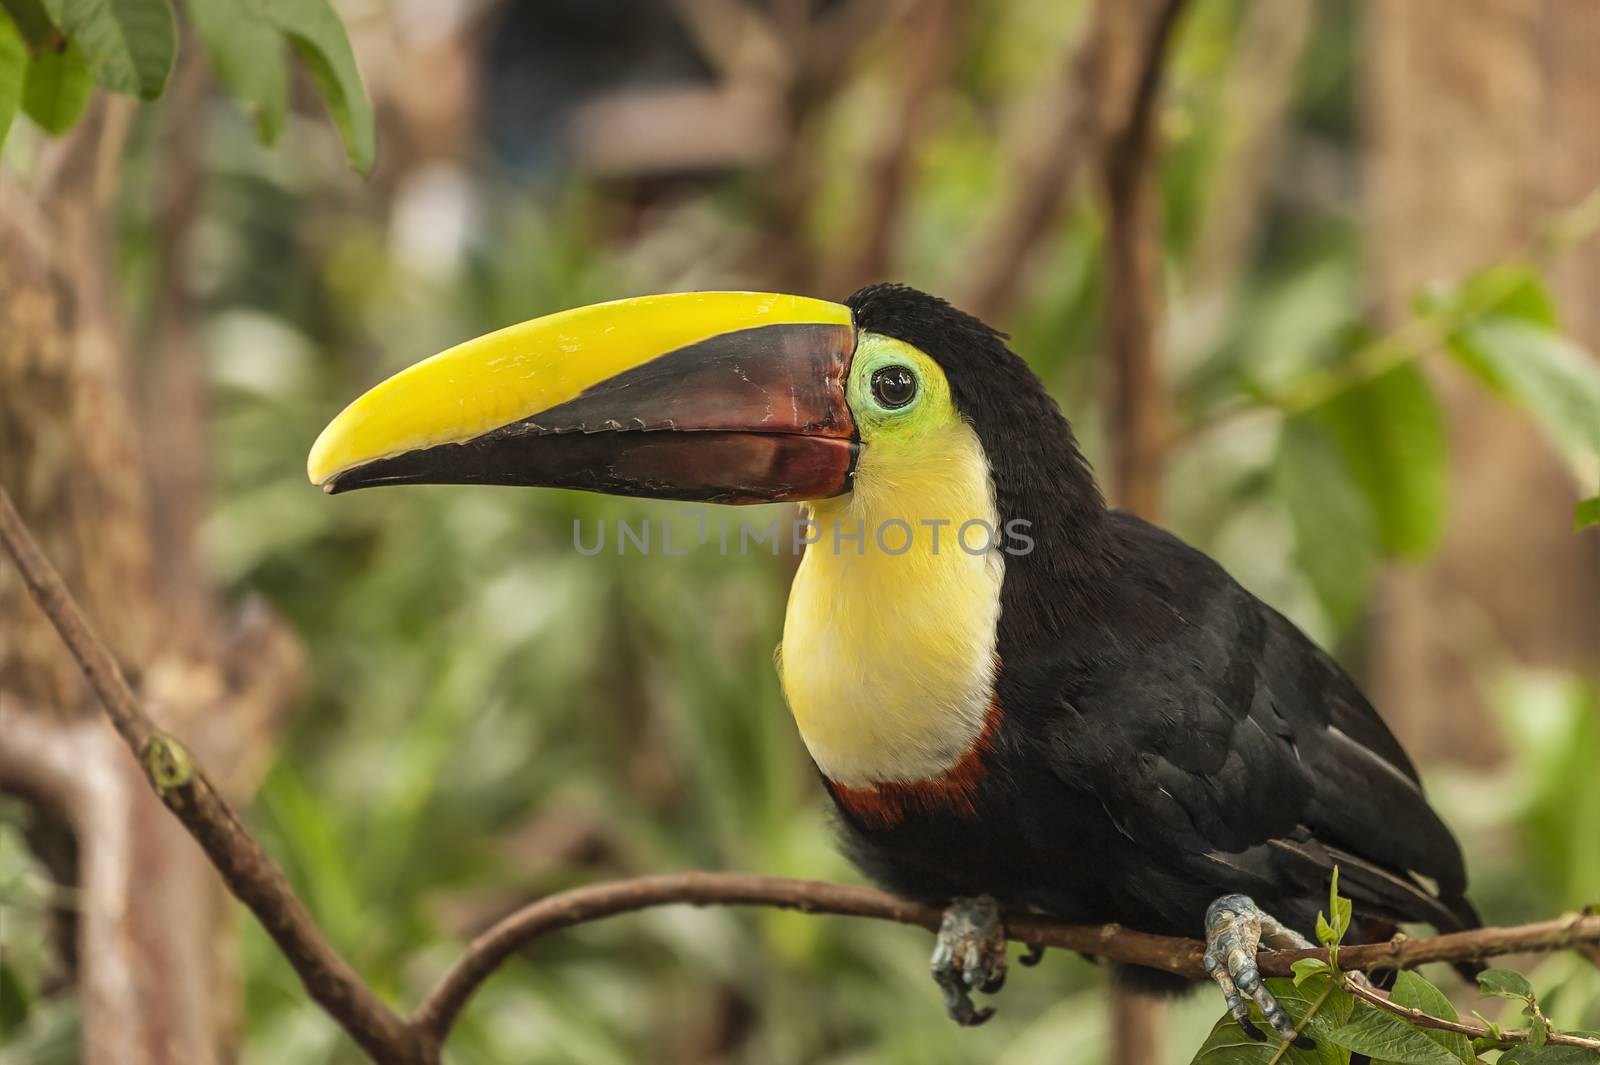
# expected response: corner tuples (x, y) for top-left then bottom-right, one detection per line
(308, 292), (858, 503)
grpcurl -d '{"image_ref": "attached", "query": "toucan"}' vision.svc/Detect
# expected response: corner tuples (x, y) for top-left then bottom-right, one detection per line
(308, 285), (1478, 1041)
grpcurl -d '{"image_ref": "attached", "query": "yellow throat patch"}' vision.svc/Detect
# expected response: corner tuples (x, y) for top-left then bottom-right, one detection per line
(779, 335), (1004, 788)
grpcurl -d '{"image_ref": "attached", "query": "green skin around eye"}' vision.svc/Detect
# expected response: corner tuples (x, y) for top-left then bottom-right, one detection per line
(847, 333), (960, 450)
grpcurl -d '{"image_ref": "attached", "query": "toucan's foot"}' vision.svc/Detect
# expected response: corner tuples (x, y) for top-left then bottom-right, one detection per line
(1203, 894), (1317, 1048)
(931, 895), (1007, 1026)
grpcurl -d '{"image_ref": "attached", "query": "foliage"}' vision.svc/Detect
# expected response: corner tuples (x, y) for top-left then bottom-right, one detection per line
(40, 0), (174, 99)
(0, 0), (370, 168)
(1260, 261), (1600, 627)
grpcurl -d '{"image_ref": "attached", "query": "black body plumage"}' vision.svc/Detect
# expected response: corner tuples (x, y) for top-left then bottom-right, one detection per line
(835, 285), (1478, 989)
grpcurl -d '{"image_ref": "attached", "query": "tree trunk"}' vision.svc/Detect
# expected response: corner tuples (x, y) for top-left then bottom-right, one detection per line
(0, 104), (302, 1065)
(1363, 0), (1600, 764)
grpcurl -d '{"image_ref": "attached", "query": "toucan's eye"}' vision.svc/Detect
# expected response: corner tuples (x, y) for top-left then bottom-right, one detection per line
(871, 365), (918, 409)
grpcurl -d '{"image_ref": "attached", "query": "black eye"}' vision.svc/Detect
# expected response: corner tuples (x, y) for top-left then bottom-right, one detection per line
(870, 365), (917, 409)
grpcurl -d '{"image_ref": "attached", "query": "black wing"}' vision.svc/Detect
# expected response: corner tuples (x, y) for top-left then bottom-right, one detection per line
(1030, 513), (1474, 934)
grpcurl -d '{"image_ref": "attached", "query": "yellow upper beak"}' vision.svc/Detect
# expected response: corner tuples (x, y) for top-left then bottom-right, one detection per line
(308, 291), (852, 489)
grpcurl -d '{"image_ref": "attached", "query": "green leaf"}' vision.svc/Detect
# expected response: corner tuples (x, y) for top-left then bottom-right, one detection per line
(1439, 266), (1557, 393)
(185, 0), (287, 143)
(1326, 1004), (1463, 1065)
(1456, 264), (1559, 330)
(1387, 971), (1474, 1065)
(1, 0), (61, 49)
(1190, 976), (1356, 1065)
(21, 40), (92, 133)
(1478, 968), (1535, 1001)
(1293, 958), (1332, 986)
(0, 12), (25, 148)
(248, 0), (373, 172)
(1333, 897), (1354, 943)
(1274, 418), (1379, 628)
(1317, 911), (1338, 948)
(1451, 318), (1600, 466)
(1311, 363), (1448, 560)
(1329, 869), (1353, 944)
(39, 0), (174, 98)
(1414, 264), (1558, 332)
(1577, 496), (1600, 531)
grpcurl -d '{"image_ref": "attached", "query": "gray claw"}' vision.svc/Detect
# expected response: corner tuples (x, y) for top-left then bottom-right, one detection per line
(1203, 894), (1316, 1046)
(931, 895), (1008, 1027)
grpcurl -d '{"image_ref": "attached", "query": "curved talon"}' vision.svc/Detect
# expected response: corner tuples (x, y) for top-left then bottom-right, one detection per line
(930, 896), (1008, 1027)
(1020, 943), (1046, 967)
(1203, 894), (1315, 1046)
(1204, 945), (1266, 1042)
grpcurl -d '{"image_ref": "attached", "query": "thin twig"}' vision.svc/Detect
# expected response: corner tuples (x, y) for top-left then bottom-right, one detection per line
(1345, 974), (1600, 1053)
(0, 486), (425, 1065)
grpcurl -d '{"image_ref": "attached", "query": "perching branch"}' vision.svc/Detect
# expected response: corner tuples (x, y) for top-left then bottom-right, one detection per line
(1345, 974), (1600, 1053)
(413, 875), (1600, 1047)
(5, 481), (1600, 1063)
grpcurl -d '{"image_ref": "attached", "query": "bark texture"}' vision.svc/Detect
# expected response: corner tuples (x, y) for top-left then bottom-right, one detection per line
(0, 107), (302, 1065)
(1364, 0), (1600, 763)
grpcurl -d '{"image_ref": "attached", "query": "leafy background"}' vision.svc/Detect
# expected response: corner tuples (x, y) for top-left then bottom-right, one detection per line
(1, 0), (1598, 1063)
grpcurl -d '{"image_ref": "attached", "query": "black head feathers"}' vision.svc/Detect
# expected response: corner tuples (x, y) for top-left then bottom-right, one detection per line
(845, 284), (1116, 655)
(846, 286), (1079, 473)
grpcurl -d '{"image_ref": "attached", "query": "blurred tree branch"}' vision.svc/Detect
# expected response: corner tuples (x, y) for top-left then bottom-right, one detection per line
(823, 0), (959, 296)
(1101, 0), (1187, 524)
(958, 0), (1180, 331)
(5, 483), (1600, 1062)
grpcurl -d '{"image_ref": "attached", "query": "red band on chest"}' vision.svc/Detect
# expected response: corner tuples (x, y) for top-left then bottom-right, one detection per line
(827, 698), (1002, 828)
